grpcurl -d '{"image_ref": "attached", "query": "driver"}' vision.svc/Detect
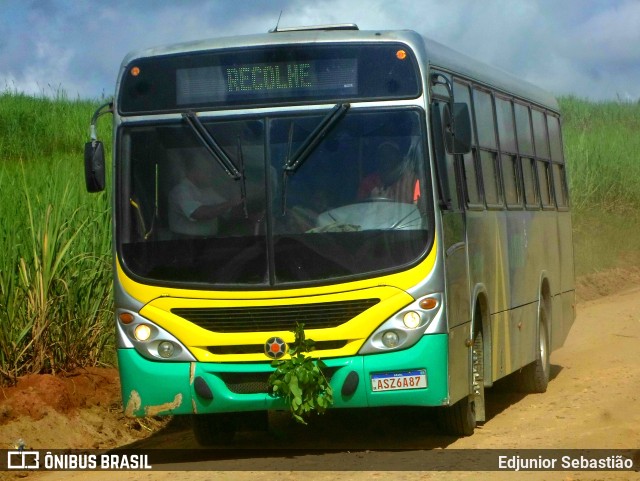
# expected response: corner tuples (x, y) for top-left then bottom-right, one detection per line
(357, 141), (420, 204)
(168, 157), (239, 237)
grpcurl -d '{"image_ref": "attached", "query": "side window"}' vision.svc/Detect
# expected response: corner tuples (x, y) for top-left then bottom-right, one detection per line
(522, 157), (539, 208)
(547, 115), (564, 163)
(531, 109), (550, 159)
(514, 103), (538, 209)
(552, 163), (568, 208)
(531, 109), (554, 208)
(501, 154), (520, 207)
(537, 159), (553, 208)
(547, 115), (568, 208)
(473, 88), (501, 208)
(453, 80), (482, 206)
(514, 103), (534, 156)
(480, 151), (500, 206)
(474, 89), (497, 150)
(495, 96), (520, 208)
(495, 97), (516, 153)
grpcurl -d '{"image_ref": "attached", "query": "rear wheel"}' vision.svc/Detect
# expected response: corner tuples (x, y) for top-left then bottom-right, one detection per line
(514, 305), (550, 393)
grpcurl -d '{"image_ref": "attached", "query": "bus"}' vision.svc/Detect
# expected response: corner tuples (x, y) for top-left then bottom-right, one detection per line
(84, 24), (575, 441)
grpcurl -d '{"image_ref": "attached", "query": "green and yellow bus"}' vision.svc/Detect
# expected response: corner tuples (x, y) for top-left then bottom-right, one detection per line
(85, 24), (575, 442)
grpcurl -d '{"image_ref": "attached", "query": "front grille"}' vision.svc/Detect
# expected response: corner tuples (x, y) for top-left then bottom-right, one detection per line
(172, 298), (379, 333)
(207, 340), (348, 356)
(216, 367), (340, 394)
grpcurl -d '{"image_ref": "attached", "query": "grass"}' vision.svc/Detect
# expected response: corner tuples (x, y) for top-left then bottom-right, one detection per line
(560, 96), (640, 212)
(0, 90), (113, 384)
(559, 96), (640, 275)
(0, 91), (638, 384)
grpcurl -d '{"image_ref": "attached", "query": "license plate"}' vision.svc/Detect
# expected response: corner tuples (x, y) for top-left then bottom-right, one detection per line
(371, 369), (427, 392)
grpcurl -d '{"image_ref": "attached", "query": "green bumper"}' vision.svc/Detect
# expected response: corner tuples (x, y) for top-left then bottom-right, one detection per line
(118, 334), (449, 417)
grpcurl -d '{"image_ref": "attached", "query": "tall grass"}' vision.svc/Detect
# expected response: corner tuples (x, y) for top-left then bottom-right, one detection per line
(0, 91), (113, 384)
(0, 91), (638, 383)
(560, 96), (640, 212)
(560, 97), (640, 275)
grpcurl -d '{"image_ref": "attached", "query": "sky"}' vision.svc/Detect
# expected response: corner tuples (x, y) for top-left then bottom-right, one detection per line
(1, 0), (639, 102)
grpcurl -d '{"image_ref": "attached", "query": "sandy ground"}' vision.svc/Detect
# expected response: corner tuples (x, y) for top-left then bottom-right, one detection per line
(1, 269), (639, 480)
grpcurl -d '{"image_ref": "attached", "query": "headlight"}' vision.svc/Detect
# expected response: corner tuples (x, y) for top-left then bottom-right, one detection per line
(116, 309), (196, 362)
(358, 293), (444, 355)
(157, 341), (175, 358)
(402, 311), (422, 329)
(382, 330), (401, 348)
(134, 324), (152, 341)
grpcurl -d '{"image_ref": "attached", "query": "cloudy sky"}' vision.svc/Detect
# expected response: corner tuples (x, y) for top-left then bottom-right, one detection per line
(1, 0), (639, 101)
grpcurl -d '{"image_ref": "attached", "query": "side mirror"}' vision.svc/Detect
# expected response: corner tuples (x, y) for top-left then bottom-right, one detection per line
(443, 103), (472, 155)
(84, 141), (105, 192)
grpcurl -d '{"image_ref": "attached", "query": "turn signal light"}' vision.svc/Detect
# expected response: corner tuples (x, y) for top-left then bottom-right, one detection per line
(419, 297), (438, 310)
(118, 312), (135, 324)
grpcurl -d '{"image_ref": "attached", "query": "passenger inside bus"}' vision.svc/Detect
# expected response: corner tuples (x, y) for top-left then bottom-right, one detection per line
(168, 157), (240, 237)
(358, 141), (420, 204)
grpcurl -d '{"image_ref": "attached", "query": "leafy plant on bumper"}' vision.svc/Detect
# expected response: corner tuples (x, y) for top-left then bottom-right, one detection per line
(267, 323), (333, 424)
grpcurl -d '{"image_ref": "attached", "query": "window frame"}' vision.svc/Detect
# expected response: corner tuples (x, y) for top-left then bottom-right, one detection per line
(495, 94), (523, 210)
(453, 78), (484, 211)
(471, 86), (503, 210)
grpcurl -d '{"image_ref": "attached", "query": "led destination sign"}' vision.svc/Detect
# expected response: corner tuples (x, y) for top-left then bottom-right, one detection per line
(176, 58), (357, 105)
(226, 62), (313, 91)
(119, 44), (420, 113)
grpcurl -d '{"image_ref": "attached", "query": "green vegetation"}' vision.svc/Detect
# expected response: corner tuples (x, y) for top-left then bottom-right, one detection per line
(268, 323), (333, 424)
(560, 96), (640, 212)
(0, 91), (113, 384)
(559, 97), (640, 275)
(0, 91), (638, 384)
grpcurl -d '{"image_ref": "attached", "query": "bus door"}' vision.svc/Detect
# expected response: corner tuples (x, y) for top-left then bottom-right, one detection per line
(430, 74), (472, 405)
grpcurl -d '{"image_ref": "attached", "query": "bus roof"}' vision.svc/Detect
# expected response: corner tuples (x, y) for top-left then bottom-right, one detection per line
(121, 27), (559, 112)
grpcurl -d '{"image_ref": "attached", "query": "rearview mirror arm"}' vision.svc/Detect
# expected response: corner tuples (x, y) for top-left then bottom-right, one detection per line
(90, 101), (114, 143)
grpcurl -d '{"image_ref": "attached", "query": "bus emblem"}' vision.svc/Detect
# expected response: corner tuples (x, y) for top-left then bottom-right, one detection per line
(264, 337), (287, 359)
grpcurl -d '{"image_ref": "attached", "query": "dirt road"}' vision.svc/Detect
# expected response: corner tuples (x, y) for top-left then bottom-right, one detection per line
(18, 280), (640, 480)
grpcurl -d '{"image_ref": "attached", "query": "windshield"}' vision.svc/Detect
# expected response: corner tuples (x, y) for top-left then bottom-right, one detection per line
(118, 108), (433, 288)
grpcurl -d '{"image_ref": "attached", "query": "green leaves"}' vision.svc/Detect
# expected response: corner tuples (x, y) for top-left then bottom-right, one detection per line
(0, 94), (114, 384)
(267, 323), (334, 425)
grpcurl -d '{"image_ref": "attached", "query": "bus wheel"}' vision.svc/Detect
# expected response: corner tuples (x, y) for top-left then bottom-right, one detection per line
(515, 307), (550, 393)
(437, 394), (475, 437)
(191, 413), (237, 446)
(437, 330), (484, 436)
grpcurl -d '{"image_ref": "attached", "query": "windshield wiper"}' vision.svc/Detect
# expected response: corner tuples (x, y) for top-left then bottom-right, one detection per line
(182, 111), (242, 180)
(236, 134), (249, 219)
(283, 103), (350, 173)
(281, 103), (350, 214)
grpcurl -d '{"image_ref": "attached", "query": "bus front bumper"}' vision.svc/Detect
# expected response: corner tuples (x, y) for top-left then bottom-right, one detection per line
(118, 334), (449, 417)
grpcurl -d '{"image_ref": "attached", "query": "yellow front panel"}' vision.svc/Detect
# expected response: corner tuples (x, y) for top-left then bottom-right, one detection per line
(120, 239), (438, 362)
(141, 286), (410, 362)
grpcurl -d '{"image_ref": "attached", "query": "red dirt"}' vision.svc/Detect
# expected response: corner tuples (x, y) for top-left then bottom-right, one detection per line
(1, 368), (119, 423)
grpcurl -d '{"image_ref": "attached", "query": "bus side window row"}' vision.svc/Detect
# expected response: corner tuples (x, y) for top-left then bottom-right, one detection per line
(452, 79), (569, 212)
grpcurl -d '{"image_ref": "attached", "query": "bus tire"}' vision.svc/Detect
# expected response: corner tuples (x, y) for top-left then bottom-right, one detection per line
(191, 413), (237, 446)
(515, 306), (550, 393)
(437, 330), (484, 436)
(437, 394), (475, 436)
